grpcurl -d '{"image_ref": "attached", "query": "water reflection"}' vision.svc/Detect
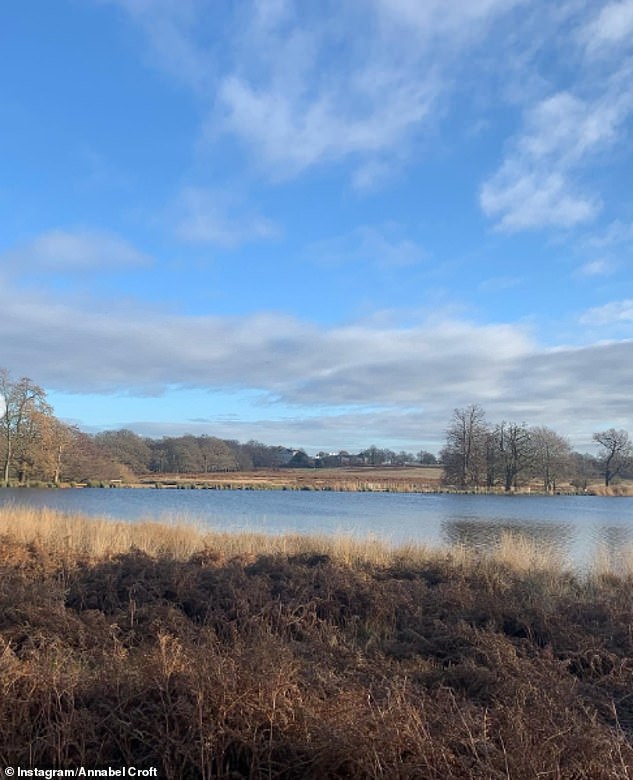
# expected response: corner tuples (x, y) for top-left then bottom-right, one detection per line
(593, 525), (633, 571)
(441, 518), (573, 557)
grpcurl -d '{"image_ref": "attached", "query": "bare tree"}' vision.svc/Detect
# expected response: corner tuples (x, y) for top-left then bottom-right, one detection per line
(495, 421), (532, 492)
(593, 429), (632, 487)
(441, 405), (488, 489)
(483, 429), (499, 489)
(569, 452), (600, 492)
(530, 426), (572, 493)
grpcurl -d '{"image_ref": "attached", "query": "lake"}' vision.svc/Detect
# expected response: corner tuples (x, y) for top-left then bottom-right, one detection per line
(1, 487), (633, 567)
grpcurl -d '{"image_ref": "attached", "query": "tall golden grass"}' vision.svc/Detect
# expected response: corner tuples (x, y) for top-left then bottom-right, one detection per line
(589, 483), (633, 497)
(0, 505), (588, 569)
(4, 504), (633, 583)
(0, 505), (408, 565)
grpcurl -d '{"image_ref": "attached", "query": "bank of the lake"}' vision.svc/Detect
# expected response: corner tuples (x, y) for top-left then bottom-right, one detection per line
(1, 507), (632, 778)
(5, 462), (632, 495)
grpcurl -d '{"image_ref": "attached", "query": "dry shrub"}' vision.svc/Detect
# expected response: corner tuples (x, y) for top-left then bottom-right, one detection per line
(1, 509), (633, 776)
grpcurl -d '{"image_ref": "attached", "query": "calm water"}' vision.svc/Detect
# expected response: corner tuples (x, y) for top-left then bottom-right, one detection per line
(1, 487), (633, 566)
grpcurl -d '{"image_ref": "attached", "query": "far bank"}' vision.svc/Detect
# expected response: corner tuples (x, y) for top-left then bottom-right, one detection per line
(6, 464), (631, 496)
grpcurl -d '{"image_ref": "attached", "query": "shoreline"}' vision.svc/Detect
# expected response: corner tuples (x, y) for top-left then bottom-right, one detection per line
(2, 464), (632, 495)
(4, 463), (632, 495)
(1, 480), (629, 496)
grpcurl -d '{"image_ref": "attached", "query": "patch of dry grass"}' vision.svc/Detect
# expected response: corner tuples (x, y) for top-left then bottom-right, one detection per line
(1, 508), (633, 777)
(0, 506), (437, 567)
(139, 465), (444, 492)
(588, 483), (633, 497)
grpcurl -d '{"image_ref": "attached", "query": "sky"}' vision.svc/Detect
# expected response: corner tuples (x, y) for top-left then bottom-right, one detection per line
(1, 0), (633, 455)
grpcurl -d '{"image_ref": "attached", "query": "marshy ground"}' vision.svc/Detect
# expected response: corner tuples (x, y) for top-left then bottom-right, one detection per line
(1, 508), (633, 778)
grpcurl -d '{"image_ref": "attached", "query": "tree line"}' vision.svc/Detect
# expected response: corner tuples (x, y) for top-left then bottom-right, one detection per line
(0, 371), (297, 483)
(440, 404), (632, 492)
(0, 369), (437, 484)
(1, 370), (631, 488)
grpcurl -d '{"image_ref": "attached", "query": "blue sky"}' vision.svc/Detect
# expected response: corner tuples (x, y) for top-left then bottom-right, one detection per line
(2, 0), (633, 454)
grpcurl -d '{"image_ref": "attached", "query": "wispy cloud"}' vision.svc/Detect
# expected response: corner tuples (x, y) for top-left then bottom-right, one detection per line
(214, 0), (530, 179)
(480, 6), (633, 233)
(575, 220), (633, 278)
(479, 88), (630, 230)
(581, 0), (633, 56)
(77, 1), (633, 210)
(174, 187), (278, 247)
(481, 168), (599, 231)
(307, 225), (427, 269)
(371, 0), (525, 42)
(577, 259), (614, 277)
(583, 220), (633, 250)
(216, 63), (439, 180)
(98, 0), (216, 93)
(2, 230), (151, 274)
(580, 299), (633, 325)
(99, 0), (524, 182)
(477, 275), (522, 293)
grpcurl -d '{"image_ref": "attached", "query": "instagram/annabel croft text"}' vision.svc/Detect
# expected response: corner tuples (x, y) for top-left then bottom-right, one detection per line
(3, 768), (158, 778)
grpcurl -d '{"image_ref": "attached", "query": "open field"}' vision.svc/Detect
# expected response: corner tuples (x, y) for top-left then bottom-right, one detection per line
(137, 465), (445, 492)
(106, 466), (633, 495)
(2, 507), (633, 777)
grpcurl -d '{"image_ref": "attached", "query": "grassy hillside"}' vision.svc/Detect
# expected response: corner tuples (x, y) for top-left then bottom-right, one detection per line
(1, 508), (633, 777)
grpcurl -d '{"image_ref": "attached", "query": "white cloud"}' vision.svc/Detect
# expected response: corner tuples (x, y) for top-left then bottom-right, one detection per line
(480, 168), (599, 231)
(2, 230), (151, 273)
(307, 225), (427, 269)
(98, 0), (215, 93)
(214, 0), (530, 178)
(101, 0), (526, 181)
(584, 220), (633, 249)
(2, 278), (633, 447)
(479, 0), (633, 234)
(478, 275), (522, 292)
(216, 68), (438, 179)
(97, 0), (633, 202)
(580, 299), (633, 325)
(351, 159), (399, 191)
(577, 259), (614, 277)
(480, 82), (633, 230)
(520, 92), (622, 164)
(0, 278), (533, 402)
(211, 2), (442, 178)
(582, 0), (633, 55)
(372, 0), (525, 41)
(175, 187), (278, 246)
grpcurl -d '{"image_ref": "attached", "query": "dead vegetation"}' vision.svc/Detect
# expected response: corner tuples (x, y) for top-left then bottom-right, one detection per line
(587, 483), (633, 497)
(136, 465), (445, 493)
(1, 507), (633, 778)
